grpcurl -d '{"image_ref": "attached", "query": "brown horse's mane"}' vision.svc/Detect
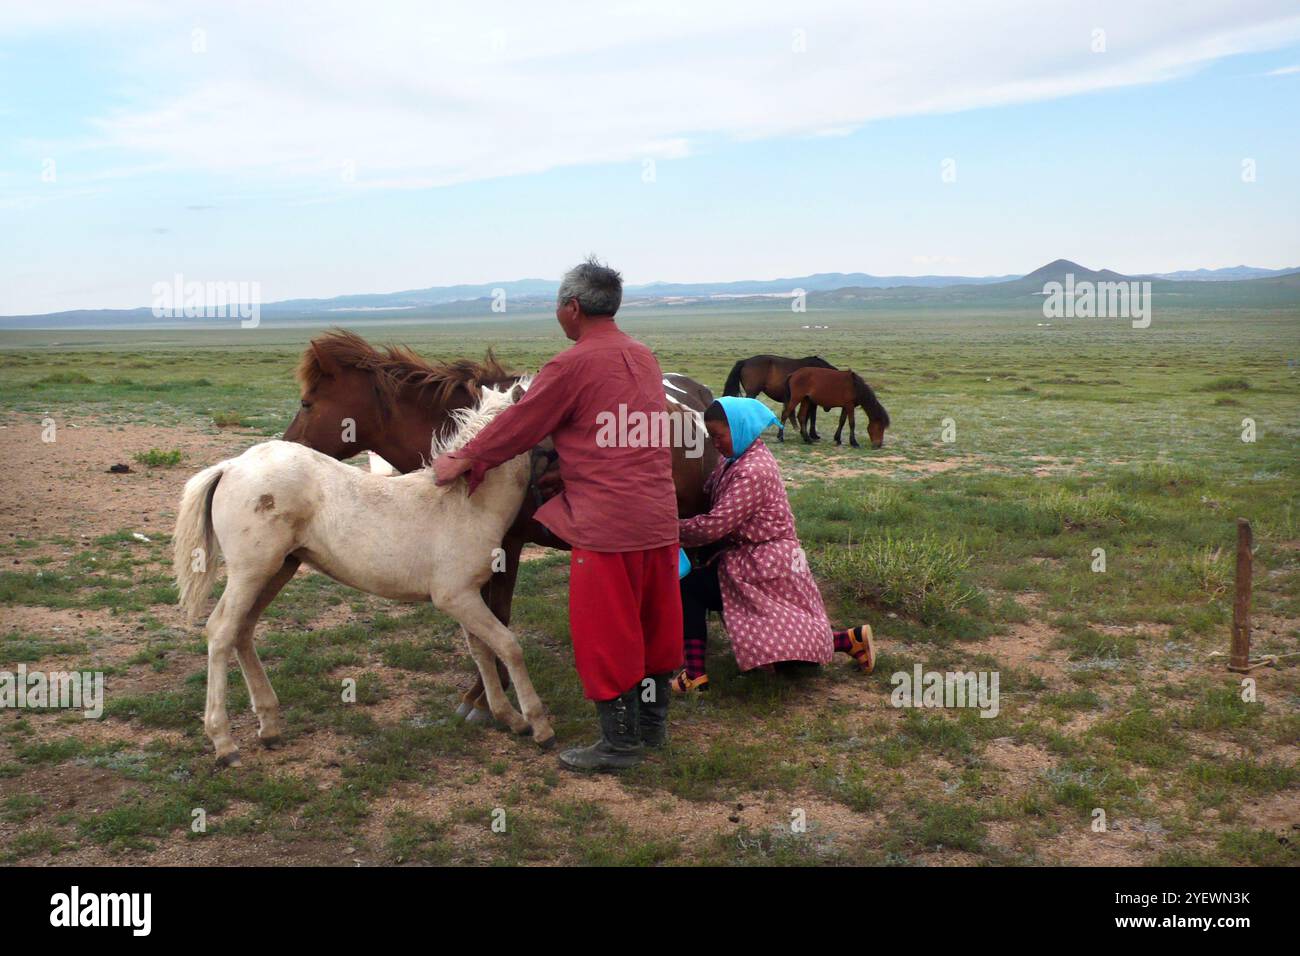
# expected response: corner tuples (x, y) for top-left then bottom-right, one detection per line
(297, 329), (516, 412)
(850, 371), (890, 426)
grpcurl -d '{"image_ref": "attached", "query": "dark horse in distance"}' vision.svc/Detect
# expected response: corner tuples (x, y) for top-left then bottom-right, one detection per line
(723, 354), (836, 440)
(783, 366), (890, 448)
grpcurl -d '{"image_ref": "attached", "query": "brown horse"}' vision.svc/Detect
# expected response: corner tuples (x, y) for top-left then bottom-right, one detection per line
(282, 329), (718, 721)
(723, 354), (836, 441)
(783, 367), (890, 448)
(282, 330), (517, 473)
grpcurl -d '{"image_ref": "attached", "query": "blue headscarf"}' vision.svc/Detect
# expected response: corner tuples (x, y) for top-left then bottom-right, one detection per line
(715, 396), (779, 461)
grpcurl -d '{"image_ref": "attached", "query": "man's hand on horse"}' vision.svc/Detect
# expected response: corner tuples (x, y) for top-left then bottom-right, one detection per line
(433, 454), (473, 486)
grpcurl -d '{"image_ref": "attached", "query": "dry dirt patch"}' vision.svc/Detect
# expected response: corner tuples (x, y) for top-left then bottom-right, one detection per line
(0, 418), (257, 542)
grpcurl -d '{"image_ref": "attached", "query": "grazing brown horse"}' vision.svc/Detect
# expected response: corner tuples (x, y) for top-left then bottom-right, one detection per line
(783, 367), (890, 448)
(282, 329), (718, 722)
(723, 354), (836, 441)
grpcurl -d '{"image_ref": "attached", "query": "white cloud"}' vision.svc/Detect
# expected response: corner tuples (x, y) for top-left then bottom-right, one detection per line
(6, 1), (1300, 193)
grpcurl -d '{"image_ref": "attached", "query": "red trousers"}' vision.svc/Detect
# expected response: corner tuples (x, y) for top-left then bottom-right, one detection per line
(568, 543), (684, 700)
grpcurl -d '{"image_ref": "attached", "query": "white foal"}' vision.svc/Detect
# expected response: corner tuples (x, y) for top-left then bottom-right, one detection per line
(173, 382), (553, 765)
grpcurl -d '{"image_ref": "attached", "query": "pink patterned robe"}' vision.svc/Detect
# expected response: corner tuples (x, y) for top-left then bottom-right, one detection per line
(678, 439), (834, 671)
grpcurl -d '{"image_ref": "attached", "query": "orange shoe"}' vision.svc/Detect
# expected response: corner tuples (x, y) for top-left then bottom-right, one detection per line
(845, 624), (876, 673)
(670, 671), (709, 694)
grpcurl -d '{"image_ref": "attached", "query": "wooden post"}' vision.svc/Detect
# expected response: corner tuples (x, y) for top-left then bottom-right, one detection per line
(1228, 518), (1253, 673)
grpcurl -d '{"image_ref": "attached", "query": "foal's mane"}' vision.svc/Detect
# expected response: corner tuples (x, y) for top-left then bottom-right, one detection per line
(429, 379), (533, 460)
(851, 372), (890, 426)
(297, 329), (516, 412)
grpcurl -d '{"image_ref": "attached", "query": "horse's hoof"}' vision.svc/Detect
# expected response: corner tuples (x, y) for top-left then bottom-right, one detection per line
(216, 750), (242, 768)
(454, 700), (474, 719)
(534, 728), (557, 749)
(259, 733), (282, 749)
(508, 716), (531, 735)
(465, 706), (493, 725)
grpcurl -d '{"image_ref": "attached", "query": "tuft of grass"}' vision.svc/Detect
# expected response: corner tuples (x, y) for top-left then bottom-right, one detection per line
(33, 371), (93, 385)
(1184, 547), (1231, 598)
(632, 739), (796, 802)
(902, 799), (986, 853)
(816, 533), (982, 625)
(133, 448), (184, 468)
(0, 631), (88, 665)
(1058, 622), (1138, 660)
(1037, 486), (1143, 529)
(1163, 829), (1297, 866)
(1046, 758), (1141, 815)
(1110, 462), (1205, 495)
(211, 410), (248, 428)
(0, 828), (69, 862)
(1180, 686), (1262, 733)
(1194, 376), (1251, 392)
(380, 640), (443, 673)
(1182, 758), (1295, 803)
(385, 811), (453, 864)
(1092, 696), (1185, 768)
(1, 793), (45, 823)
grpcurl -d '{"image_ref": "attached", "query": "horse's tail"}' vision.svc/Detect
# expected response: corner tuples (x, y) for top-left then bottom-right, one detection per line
(722, 359), (746, 396)
(174, 462), (226, 624)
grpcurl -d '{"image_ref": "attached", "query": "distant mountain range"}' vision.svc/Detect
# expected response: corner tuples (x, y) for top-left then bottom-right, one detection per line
(3, 260), (1298, 329)
(805, 259), (1300, 309)
(258, 269), (1022, 313)
(1144, 265), (1300, 281)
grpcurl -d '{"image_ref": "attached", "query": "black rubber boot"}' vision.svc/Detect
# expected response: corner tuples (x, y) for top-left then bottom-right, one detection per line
(559, 687), (644, 773)
(638, 673), (672, 749)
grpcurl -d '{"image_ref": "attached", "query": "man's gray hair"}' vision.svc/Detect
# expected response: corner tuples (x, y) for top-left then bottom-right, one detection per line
(558, 255), (622, 317)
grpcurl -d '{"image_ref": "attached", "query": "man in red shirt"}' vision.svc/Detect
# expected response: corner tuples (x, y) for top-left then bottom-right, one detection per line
(433, 256), (682, 772)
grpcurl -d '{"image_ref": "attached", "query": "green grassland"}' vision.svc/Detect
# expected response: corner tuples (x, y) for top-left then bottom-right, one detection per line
(0, 301), (1297, 865)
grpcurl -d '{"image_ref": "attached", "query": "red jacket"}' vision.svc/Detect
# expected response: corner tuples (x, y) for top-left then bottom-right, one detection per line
(450, 321), (678, 552)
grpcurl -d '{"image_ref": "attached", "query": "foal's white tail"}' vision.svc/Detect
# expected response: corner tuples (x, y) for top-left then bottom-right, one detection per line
(174, 462), (226, 623)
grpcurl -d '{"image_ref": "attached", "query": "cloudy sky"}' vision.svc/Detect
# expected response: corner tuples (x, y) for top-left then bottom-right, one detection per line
(3, 0), (1299, 314)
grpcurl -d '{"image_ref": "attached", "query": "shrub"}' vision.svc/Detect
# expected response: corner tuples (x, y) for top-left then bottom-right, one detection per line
(133, 448), (183, 468)
(211, 410), (247, 428)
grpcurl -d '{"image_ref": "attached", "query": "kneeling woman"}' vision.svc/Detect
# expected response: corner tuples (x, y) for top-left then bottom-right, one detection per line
(674, 397), (875, 692)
